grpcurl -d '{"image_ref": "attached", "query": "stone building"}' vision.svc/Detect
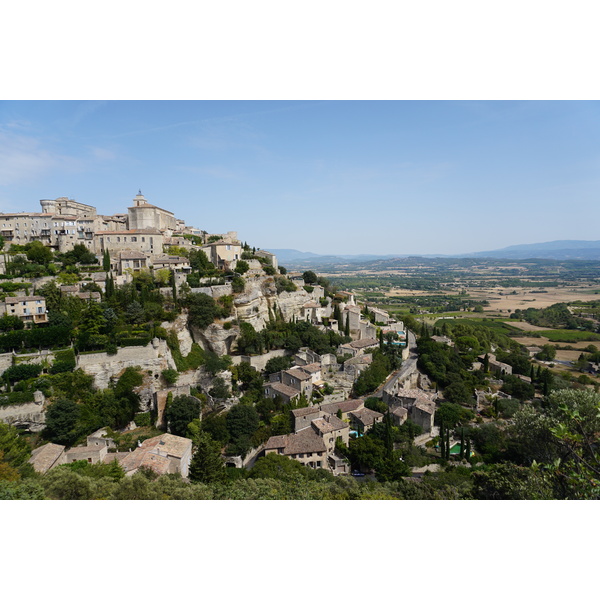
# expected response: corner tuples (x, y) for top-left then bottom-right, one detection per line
(127, 192), (177, 231)
(2, 295), (47, 325)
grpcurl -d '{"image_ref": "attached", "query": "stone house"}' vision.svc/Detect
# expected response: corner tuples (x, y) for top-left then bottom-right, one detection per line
(310, 414), (349, 453)
(151, 255), (192, 273)
(263, 381), (301, 404)
(2, 295), (47, 325)
(342, 353), (373, 381)
(281, 367), (313, 396)
(349, 407), (384, 433)
(116, 433), (193, 478)
(95, 229), (163, 256)
(264, 428), (328, 469)
(478, 353), (513, 376)
(65, 444), (108, 464)
(118, 250), (148, 275)
(255, 250), (278, 270)
(320, 398), (365, 421)
(337, 338), (379, 358)
(384, 388), (438, 433)
(203, 240), (242, 269)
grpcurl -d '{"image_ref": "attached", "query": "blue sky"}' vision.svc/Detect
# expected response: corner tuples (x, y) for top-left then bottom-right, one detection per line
(1, 100), (599, 256)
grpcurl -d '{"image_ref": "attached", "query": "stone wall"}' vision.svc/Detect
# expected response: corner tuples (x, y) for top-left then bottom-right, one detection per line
(0, 391), (46, 431)
(232, 348), (289, 371)
(76, 338), (176, 389)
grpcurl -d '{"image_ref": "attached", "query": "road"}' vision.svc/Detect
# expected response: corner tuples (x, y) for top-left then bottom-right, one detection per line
(367, 330), (418, 399)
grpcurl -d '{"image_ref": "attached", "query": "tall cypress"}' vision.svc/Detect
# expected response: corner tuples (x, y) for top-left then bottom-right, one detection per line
(344, 313), (350, 337)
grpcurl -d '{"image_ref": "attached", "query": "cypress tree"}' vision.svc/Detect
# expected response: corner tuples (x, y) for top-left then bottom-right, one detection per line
(459, 427), (465, 460)
(103, 249), (111, 272)
(439, 421), (445, 458)
(344, 314), (350, 337)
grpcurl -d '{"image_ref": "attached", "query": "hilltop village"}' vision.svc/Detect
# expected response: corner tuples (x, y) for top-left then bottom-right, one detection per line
(0, 192), (440, 492)
(2, 192), (598, 500)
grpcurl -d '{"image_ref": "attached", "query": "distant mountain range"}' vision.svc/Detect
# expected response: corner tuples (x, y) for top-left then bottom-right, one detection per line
(266, 240), (600, 266)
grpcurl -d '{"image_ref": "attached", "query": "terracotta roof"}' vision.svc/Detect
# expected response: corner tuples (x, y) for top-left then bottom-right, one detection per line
(284, 368), (312, 381)
(302, 302), (320, 308)
(29, 443), (65, 474)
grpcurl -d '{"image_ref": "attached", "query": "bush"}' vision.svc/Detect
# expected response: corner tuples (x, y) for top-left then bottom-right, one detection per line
(134, 412), (152, 427)
(3, 363), (43, 383)
(162, 369), (179, 385)
(231, 277), (245, 293)
(50, 349), (76, 375)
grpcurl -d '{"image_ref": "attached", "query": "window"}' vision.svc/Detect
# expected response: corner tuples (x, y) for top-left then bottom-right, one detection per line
(117, 237), (120, 242)
(131, 237), (137, 242)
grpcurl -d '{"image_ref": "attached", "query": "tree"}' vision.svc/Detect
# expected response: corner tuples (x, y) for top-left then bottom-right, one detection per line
(186, 293), (218, 329)
(165, 395), (201, 437)
(103, 249), (111, 271)
(264, 355), (293, 375)
(536, 344), (557, 361)
(26, 241), (53, 265)
(234, 260), (249, 275)
(162, 369), (179, 386)
(0, 423), (32, 478)
(302, 271), (318, 285)
(226, 404), (259, 442)
(188, 432), (225, 483)
(44, 398), (81, 446)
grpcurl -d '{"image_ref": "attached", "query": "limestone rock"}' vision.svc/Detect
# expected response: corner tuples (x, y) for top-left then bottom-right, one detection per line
(192, 322), (240, 356)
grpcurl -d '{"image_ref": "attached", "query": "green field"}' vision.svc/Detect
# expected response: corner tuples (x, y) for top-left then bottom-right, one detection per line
(434, 318), (522, 335)
(527, 329), (600, 343)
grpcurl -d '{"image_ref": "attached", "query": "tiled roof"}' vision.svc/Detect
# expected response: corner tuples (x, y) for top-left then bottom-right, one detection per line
(65, 445), (103, 455)
(348, 338), (378, 349)
(119, 250), (147, 260)
(5, 295), (45, 303)
(29, 443), (65, 474)
(284, 368), (312, 381)
(350, 407), (383, 427)
(321, 399), (364, 415)
(299, 363), (321, 374)
(266, 382), (301, 399)
(140, 433), (192, 459)
(291, 406), (320, 418)
(265, 428), (327, 455)
(311, 414), (347, 434)
(413, 399), (436, 414)
(394, 389), (435, 402)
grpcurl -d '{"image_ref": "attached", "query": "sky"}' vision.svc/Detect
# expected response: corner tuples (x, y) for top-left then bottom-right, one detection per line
(1, 100), (599, 256)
